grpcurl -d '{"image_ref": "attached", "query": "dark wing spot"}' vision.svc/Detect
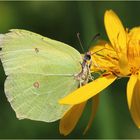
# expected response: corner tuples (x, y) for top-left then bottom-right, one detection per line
(33, 81), (40, 88)
(35, 48), (39, 53)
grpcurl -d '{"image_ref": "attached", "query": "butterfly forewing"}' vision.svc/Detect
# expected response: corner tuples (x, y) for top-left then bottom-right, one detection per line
(0, 29), (82, 122)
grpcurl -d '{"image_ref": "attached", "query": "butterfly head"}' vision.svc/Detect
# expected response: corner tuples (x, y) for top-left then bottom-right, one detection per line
(84, 52), (91, 61)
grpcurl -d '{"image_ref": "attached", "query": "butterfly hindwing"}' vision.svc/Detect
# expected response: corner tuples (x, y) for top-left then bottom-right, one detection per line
(5, 74), (79, 122)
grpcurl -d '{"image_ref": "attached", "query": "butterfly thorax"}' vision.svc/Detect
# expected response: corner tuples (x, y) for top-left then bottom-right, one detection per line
(74, 52), (92, 86)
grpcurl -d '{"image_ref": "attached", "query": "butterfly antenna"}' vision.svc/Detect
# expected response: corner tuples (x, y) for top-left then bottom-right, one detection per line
(77, 32), (85, 53)
(91, 48), (105, 55)
(87, 33), (100, 49)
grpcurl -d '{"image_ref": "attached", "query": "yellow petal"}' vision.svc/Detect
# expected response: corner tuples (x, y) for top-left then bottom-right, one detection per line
(127, 75), (137, 109)
(59, 74), (116, 105)
(59, 102), (86, 136)
(127, 74), (140, 128)
(104, 10), (129, 75)
(129, 27), (140, 40)
(126, 27), (140, 72)
(83, 94), (99, 135)
(118, 53), (129, 75)
(104, 10), (126, 53)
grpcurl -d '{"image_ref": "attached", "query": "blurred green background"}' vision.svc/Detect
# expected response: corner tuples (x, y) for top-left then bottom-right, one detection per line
(0, 1), (140, 139)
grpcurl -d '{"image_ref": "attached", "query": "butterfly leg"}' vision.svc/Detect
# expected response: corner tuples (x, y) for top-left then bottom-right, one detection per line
(79, 80), (84, 87)
(89, 74), (94, 81)
(87, 62), (94, 81)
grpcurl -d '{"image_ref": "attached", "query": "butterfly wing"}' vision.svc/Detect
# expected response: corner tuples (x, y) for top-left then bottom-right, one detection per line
(0, 29), (82, 122)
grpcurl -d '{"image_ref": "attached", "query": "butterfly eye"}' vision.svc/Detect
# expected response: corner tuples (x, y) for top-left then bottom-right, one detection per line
(84, 54), (91, 61)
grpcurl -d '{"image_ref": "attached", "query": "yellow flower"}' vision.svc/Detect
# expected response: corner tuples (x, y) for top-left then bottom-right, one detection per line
(59, 95), (99, 136)
(92, 11), (140, 129)
(59, 9), (140, 134)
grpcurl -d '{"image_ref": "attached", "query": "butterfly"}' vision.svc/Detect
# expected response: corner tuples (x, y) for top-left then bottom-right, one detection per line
(0, 29), (93, 122)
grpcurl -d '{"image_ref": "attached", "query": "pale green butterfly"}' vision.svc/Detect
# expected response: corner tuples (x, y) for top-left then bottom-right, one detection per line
(0, 29), (92, 122)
